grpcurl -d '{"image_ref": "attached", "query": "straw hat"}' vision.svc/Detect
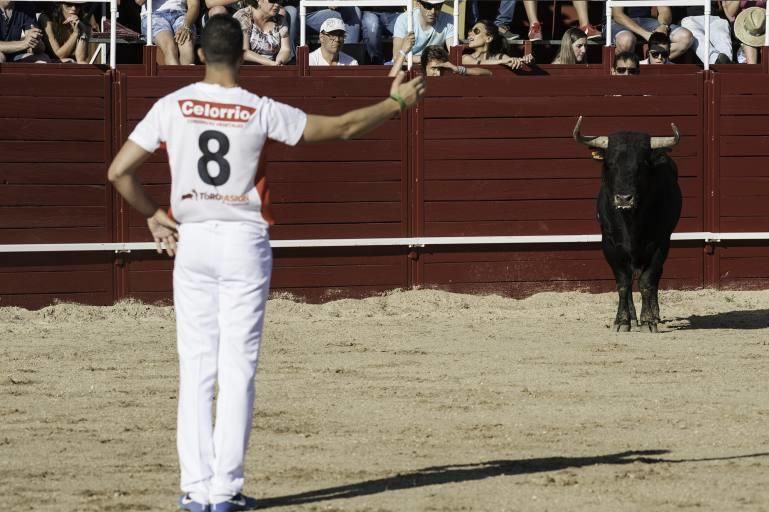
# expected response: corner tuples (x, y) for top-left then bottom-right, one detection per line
(734, 7), (766, 47)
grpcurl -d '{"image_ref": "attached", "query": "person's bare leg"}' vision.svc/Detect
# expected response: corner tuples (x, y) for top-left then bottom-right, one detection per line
(744, 44), (759, 64)
(179, 38), (195, 65)
(155, 31), (180, 65)
(523, 0), (538, 24)
(669, 27), (693, 59)
(573, 0), (590, 27)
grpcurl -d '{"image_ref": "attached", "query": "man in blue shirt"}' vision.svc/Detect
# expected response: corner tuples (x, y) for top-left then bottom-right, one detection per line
(392, 0), (454, 64)
(0, 0), (49, 63)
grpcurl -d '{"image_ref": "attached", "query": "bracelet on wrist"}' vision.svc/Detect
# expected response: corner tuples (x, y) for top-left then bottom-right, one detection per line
(456, 65), (467, 76)
(389, 93), (407, 112)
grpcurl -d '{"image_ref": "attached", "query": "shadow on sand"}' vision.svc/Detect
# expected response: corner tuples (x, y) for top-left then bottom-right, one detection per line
(670, 309), (769, 330)
(254, 449), (769, 509)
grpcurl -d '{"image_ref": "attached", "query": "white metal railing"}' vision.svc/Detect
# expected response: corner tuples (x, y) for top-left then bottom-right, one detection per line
(607, 0), (711, 70)
(0, 232), (768, 253)
(16, 0), (118, 68)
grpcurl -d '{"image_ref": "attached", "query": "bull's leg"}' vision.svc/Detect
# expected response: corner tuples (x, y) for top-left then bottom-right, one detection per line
(639, 247), (668, 333)
(610, 266), (634, 332)
(626, 286), (638, 326)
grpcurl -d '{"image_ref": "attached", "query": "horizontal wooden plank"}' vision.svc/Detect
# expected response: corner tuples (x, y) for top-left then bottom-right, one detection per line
(0, 97), (105, 119)
(425, 156), (701, 179)
(719, 157), (769, 177)
(719, 136), (769, 157)
(427, 74), (700, 98)
(0, 163), (108, 184)
(266, 161), (403, 183)
(718, 257), (769, 279)
(424, 137), (699, 160)
(0, 252), (112, 271)
(0, 270), (111, 294)
(423, 96), (700, 118)
(270, 223), (405, 240)
(0, 206), (106, 228)
(271, 263), (406, 287)
(0, 142), (105, 163)
(270, 182), (401, 202)
(721, 177), (769, 196)
(0, 119), (104, 142)
(424, 198), (701, 222)
(720, 95), (769, 116)
(0, 75), (105, 97)
(420, 244), (702, 263)
(718, 74), (769, 95)
(719, 115), (769, 136)
(423, 217), (703, 236)
(251, 139), (400, 162)
(0, 185), (106, 206)
(716, 245), (769, 258)
(719, 218), (769, 232)
(422, 256), (700, 283)
(423, 176), (701, 201)
(0, 227), (110, 244)
(127, 270), (173, 293)
(274, 252), (405, 267)
(424, 116), (700, 140)
(271, 202), (402, 224)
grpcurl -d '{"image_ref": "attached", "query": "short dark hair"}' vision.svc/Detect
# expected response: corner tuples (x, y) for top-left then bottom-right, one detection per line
(613, 50), (639, 68)
(647, 31), (671, 47)
(421, 45), (449, 65)
(201, 15), (243, 66)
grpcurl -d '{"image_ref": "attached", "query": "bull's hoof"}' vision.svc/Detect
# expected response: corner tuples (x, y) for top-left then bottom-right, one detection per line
(639, 322), (659, 333)
(613, 323), (631, 332)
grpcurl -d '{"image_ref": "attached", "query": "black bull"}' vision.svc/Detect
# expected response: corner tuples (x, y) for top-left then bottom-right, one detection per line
(573, 117), (682, 333)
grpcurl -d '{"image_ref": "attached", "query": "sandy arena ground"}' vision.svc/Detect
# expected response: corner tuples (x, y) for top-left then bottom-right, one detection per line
(2, 288), (769, 512)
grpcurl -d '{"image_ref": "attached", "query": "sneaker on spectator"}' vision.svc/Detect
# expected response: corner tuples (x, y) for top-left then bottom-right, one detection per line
(178, 494), (210, 512)
(212, 493), (258, 512)
(498, 24), (520, 42)
(581, 23), (602, 40)
(528, 22), (542, 41)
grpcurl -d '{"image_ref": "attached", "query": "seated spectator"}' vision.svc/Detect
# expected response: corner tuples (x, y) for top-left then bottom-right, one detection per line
(39, 1), (92, 63)
(137, 0), (199, 65)
(392, 0), (454, 64)
(306, 4), (361, 45)
(468, 0), (518, 42)
(551, 27), (587, 64)
(0, 0), (50, 63)
(462, 19), (532, 69)
(309, 17), (357, 65)
(608, 4), (694, 60)
(725, 2), (766, 64)
(523, 0), (600, 41)
(612, 50), (640, 75)
(361, 7), (401, 64)
(233, 0), (291, 65)
(391, 44), (491, 76)
(640, 31), (673, 64)
(680, 1), (733, 64)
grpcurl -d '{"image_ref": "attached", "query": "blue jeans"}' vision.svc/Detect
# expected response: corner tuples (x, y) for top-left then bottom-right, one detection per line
(360, 10), (400, 61)
(469, 0), (516, 27)
(306, 7), (361, 43)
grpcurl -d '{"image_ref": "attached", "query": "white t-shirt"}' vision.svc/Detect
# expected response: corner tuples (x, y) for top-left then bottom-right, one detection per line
(393, 9), (454, 56)
(140, 0), (186, 16)
(129, 82), (307, 226)
(309, 48), (358, 66)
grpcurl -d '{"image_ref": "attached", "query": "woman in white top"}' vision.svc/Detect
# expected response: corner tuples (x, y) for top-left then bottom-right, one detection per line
(233, 0), (291, 65)
(136, 0), (199, 65)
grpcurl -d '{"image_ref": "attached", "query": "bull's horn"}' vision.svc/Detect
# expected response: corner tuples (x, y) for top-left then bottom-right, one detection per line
(573, 116), (609, 149)
(650, 123), (680, 149)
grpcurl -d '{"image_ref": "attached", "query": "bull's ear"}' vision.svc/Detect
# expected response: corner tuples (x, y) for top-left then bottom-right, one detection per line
(649, 147), (671, 168)
(591, 149), (605, 161)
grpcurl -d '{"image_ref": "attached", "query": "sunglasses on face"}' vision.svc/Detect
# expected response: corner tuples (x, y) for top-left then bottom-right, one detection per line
(265, 0), (283, 4)
(418, 1), (442, 10)
(321, 31), (345, 40)
(470, 27), (487, 36)
(615, 66), (639, 74)
(649, 50), (669, 59)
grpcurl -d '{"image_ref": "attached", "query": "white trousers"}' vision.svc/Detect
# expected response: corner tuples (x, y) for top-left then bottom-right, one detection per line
(173, 221), (272, 505)
(680, 15), (732, 65)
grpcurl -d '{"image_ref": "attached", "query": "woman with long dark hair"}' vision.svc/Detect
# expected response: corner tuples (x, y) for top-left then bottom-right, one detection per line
(462, 19), (533, 69)
(39, 1), (89, 63)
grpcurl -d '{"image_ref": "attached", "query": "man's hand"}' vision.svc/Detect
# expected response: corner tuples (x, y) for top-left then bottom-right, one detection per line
(433, 61), (458, 73)
(147, 209), (179, 257)
(23, 27), (42, 49)
(401, 31), (415, 54)
(175, 25), (191, 45)
(389, 71), (426, 110)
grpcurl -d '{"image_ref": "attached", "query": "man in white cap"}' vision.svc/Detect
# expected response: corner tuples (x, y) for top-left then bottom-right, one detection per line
(309, 17), (359, 66)
(392, 0), (455, 64)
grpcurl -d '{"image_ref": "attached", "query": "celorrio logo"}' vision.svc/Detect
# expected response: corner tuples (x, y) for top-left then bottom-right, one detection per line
(178, 100), (256, 123)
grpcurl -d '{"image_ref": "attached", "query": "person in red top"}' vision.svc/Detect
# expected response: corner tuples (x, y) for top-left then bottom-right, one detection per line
(107, 14), (425, 512)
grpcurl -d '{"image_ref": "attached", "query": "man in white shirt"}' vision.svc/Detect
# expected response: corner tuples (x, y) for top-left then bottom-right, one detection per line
(309, 17), (359, 66)
(107, 14), (424, 512)
(392, 0), (454, 63)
